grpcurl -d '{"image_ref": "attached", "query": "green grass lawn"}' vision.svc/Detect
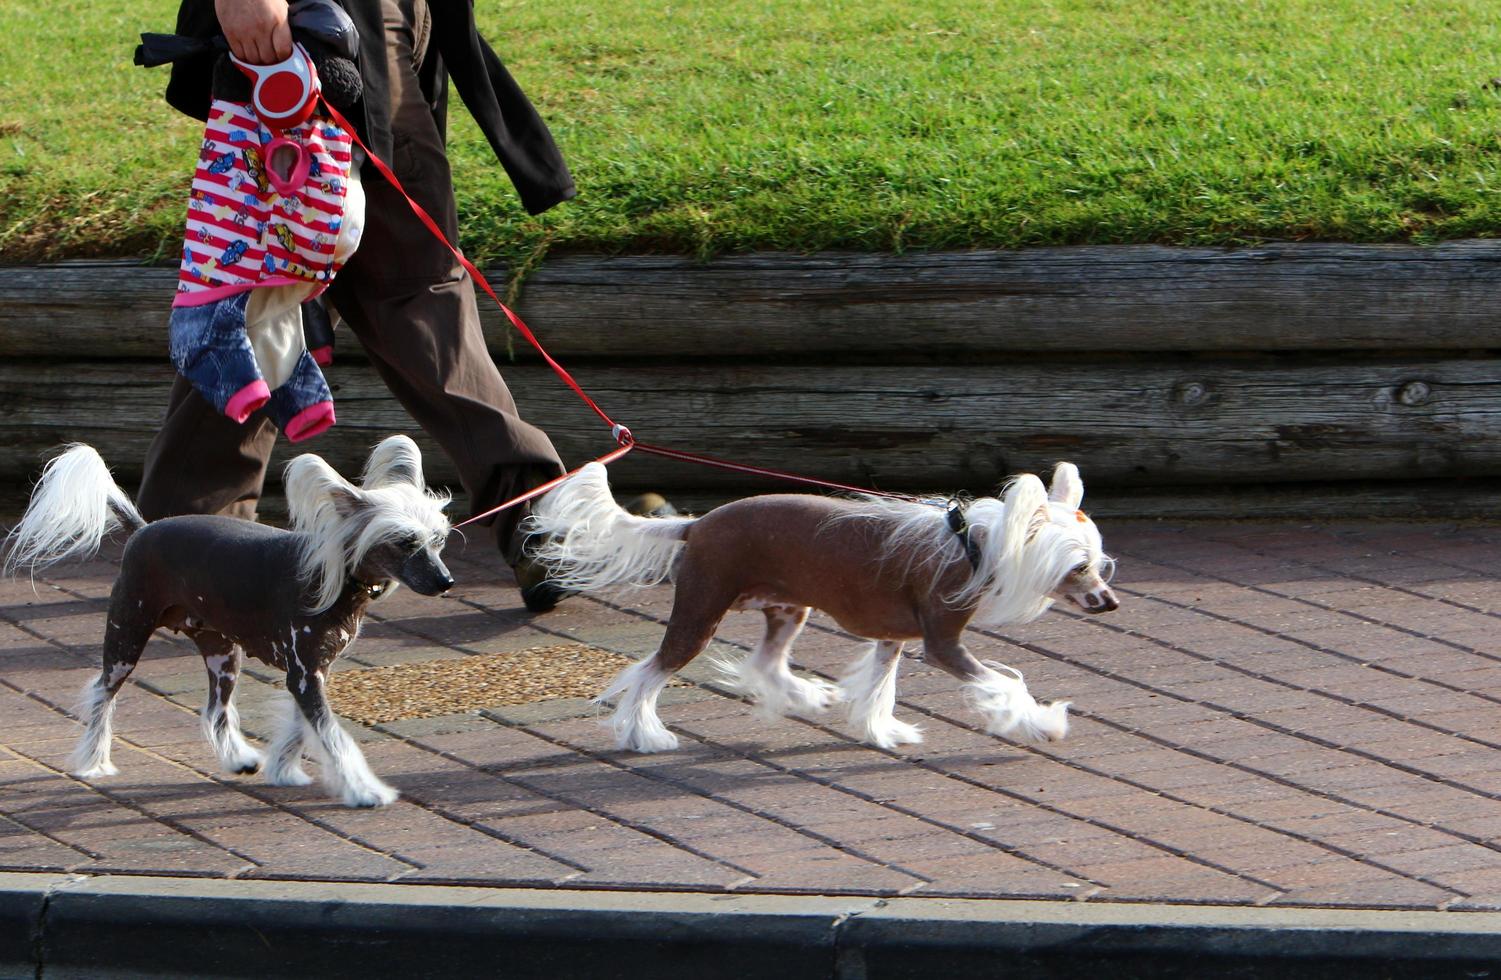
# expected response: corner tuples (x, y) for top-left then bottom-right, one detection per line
(3, 0), (1501, 267)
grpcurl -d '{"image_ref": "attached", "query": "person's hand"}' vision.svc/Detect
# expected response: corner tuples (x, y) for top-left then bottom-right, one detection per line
(216, 0), (293, 65)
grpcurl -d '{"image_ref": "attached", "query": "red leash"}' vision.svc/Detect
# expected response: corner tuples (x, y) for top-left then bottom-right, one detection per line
(322, 102), (623, 439)
(321, 101), (903, 528)
(629, 441), (909, 499)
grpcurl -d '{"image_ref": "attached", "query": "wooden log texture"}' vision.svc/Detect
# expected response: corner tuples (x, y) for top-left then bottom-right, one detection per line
(3, 359), (1498, 497)
(5, 242), (1501, 361)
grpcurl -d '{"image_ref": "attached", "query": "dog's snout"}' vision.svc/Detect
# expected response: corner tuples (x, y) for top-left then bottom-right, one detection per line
(398, 551), (455, 596)
(1087, 589), (1120, 613)
(428, 557), (455, 595)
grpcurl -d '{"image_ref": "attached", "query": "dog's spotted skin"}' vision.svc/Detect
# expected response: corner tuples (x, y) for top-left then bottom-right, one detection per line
(6, 437), (452, 809)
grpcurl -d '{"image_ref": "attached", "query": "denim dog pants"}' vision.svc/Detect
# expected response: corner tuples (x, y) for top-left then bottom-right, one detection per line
(168, 291), (336, 442)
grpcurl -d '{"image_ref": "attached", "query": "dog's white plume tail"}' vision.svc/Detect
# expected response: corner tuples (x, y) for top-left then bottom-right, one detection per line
(525, 463), (695, 592)
(2, 445), (146, 577)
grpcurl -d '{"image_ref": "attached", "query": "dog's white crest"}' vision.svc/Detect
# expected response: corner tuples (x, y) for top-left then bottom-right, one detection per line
(956, 475), (1081, 626)
(285, 435), (451, 613)
(526, 462), (696, 592)
(835, 465), (1111, 627)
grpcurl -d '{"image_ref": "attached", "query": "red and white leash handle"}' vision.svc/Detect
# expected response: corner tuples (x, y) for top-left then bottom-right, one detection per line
(230, 44), (322, 132)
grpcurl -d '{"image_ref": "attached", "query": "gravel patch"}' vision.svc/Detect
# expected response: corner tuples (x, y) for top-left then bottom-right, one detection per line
(327, 643), (680, 725)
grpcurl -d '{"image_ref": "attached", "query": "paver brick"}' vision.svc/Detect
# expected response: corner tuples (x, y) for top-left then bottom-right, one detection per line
(11, 519), (1501, 908)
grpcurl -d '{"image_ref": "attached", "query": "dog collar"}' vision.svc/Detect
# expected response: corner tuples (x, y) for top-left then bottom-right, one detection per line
(945, 499), (983, 571)
(346, 577), (386, 600)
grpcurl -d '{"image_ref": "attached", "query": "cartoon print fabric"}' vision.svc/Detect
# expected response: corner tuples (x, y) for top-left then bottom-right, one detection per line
(175, 99), (355, 306)
(166, 96), (363, 441)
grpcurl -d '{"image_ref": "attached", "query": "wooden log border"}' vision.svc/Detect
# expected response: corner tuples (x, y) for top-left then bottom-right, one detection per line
(2, 245), (1500, 516)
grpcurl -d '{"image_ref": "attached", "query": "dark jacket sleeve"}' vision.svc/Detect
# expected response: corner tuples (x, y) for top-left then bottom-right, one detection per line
(162, 0), (220, 122)
(425, 0), (577, 215)
(162, 0), (394, 161)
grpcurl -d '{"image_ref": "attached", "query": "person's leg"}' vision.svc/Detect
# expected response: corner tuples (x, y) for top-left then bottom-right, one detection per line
(327, 0), (563, 563)
(137, 374), (278, 522)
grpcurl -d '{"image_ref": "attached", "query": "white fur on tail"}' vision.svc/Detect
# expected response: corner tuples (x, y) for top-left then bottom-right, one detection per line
(3, 445), (146, 577)
(526, 463), (696, 592)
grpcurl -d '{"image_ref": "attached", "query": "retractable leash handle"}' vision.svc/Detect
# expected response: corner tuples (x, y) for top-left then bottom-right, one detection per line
(230, 43), (322, 131)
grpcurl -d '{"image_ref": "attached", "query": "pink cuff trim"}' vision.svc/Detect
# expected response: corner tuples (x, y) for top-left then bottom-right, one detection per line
(173, 277), (327, 308)
(284, 401), (335, 443)
(224, 380), (271, 423)
(309, 345), (334, 366)
(174, 282), (254, 308)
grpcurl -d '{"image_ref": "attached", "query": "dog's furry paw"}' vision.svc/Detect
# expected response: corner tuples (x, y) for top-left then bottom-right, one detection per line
(265, 766), (314, 787)
(223, 748), (265, 777)
(341, 781), (399, 808)
(719, 654), (843, 720)
(782, 675), (843, 718)
(863, 717), (924, 750)
(1026, 700), (1071, 742)
(618, 726), (680, 754)
(707, 654), (751, 695)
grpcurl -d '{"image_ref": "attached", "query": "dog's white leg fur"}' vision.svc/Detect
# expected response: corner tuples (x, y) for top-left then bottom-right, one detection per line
(719, 606), (840, 720)
(202, 700), (264, 776)
(598, 656), (679, 753)
(304, 707), (397, 808)
(840, 640), (923, 748)
(264, 696), (313, 787)
(964, 660), (1070, 742)
(201, 653), (264, 776)
(69, 676), (121, 778)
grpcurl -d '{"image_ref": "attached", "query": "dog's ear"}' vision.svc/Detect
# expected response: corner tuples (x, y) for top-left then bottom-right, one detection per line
(285, 454), (364, 525)
(1048, 462), (1084, 510)
(1001, 474), (1050, 548)
(361, 435), (424, 491)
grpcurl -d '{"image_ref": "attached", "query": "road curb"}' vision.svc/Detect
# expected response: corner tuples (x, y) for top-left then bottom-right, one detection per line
(0, 873), (69, 978)
(6, 873), (1501, 978)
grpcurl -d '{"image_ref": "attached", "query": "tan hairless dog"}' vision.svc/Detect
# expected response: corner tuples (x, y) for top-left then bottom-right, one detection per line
(529, 461), (1118, 753)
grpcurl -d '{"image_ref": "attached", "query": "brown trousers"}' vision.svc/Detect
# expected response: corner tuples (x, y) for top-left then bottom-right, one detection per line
(137, 0), (563, 554)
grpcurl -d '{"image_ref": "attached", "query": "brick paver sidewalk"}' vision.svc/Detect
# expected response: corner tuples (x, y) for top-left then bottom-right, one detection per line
(4, 520), (1501, 910)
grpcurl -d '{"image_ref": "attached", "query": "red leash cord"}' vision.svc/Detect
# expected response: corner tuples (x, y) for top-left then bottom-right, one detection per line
(321, 101), (905, 528)
(628, 441), (909, 499)
(322, 101), (623, 438)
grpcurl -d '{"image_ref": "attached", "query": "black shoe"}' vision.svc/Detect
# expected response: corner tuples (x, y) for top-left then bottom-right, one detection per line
(522, 580), (574, 614)
(624, 492), (679, 518)
(513, 547), (577, 614)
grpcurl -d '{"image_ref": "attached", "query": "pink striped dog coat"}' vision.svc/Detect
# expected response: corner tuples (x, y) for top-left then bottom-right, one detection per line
(175, 99), (354, 307)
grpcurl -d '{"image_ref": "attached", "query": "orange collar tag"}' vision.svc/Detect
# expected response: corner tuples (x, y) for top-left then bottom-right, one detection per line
(1075, 510), (1088, 523)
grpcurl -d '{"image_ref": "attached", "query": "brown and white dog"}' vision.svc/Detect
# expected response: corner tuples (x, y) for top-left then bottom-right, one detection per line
(527, 461), (1118, 753)
(2, 436), (452, 807)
